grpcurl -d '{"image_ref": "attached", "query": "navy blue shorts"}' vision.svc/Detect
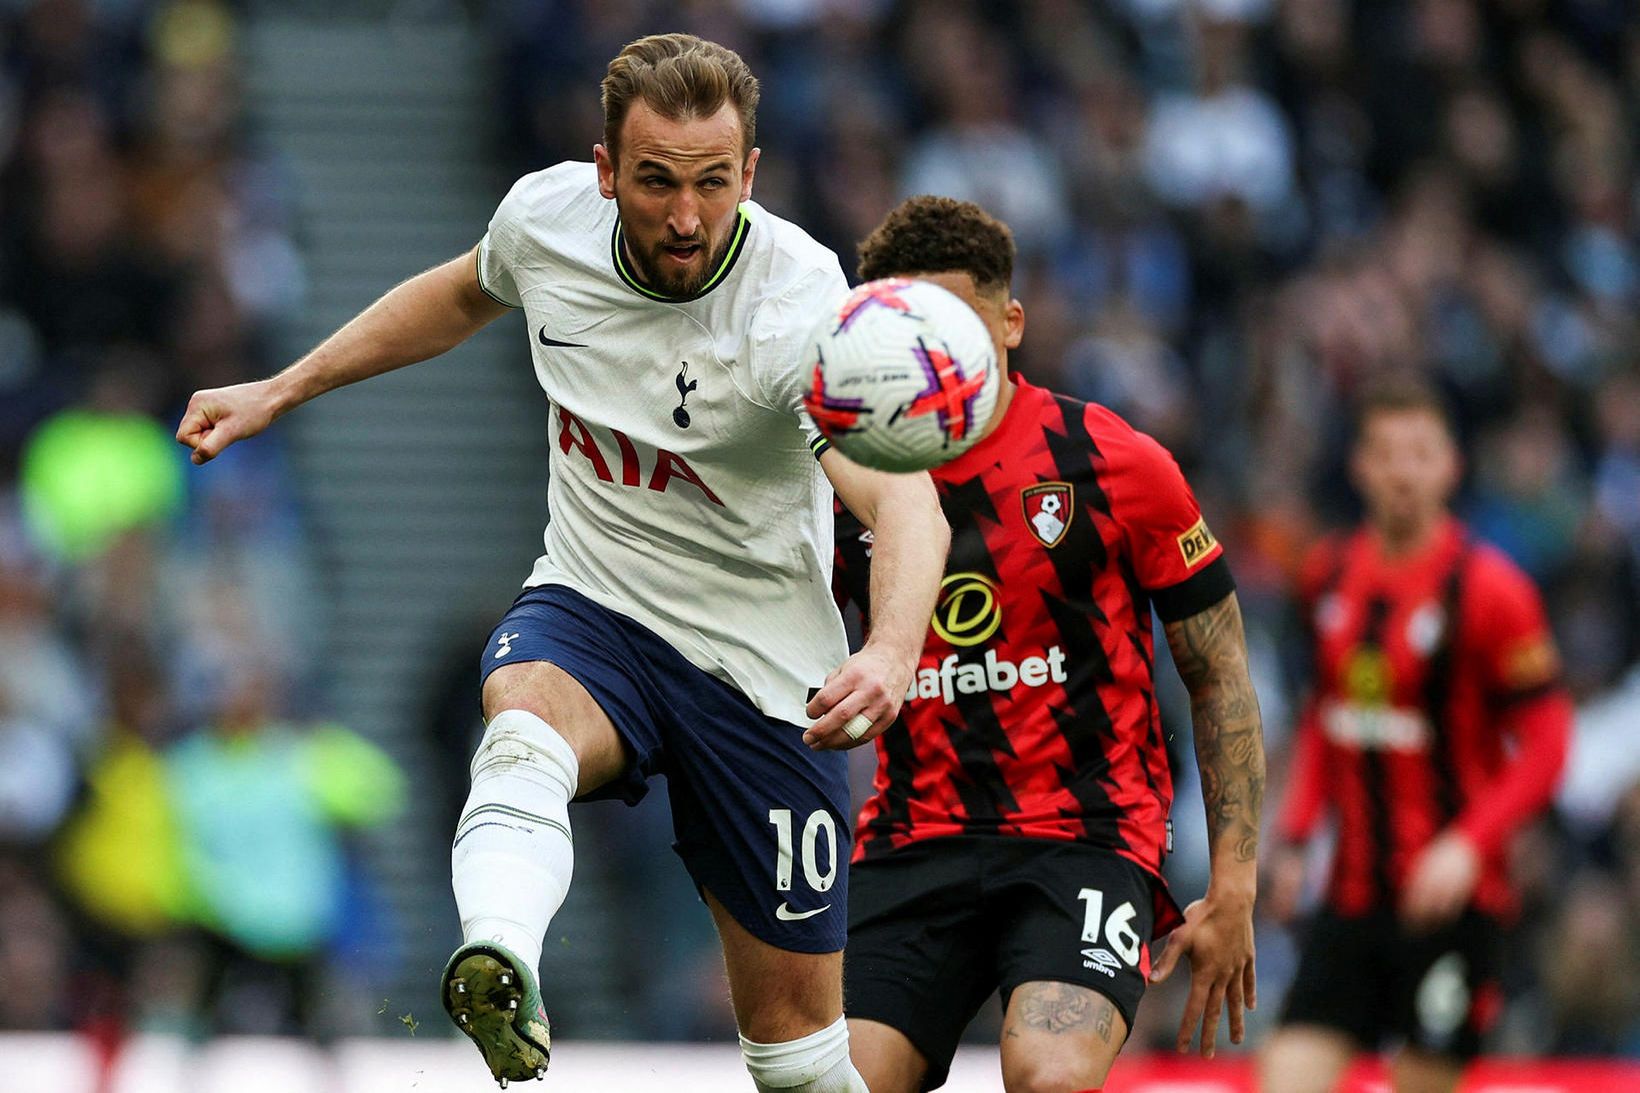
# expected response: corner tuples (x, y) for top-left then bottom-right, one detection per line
(480, 584), (850, 953)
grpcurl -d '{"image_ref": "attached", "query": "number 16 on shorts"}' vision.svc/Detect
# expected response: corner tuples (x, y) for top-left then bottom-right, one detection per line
(1079, 887), (1143, 977)
(769, 808), (839, 893)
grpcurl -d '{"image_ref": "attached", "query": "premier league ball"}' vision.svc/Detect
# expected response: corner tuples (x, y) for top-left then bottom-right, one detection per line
(802, 278), (1001, 473)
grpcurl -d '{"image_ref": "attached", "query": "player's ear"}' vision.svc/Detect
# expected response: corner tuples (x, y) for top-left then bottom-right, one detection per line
(1004, 298), (1024, 350)
(740, 147), (760, 202)
(594, 144), (617, 199)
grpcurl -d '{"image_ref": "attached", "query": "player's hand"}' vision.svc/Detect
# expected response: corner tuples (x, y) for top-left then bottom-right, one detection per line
(175, 379), (281, 465)
(1149, 893), (1257, 1058)
(1263, 844), (1308, 926)
(1400, 830), (1480, 932)
(802, 643), (912, 750)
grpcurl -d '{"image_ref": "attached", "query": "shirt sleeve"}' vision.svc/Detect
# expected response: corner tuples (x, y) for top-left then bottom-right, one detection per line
(1103, 412), (1235, 621)
(749, 260), (851, 458)
(475, 177), (532, 309)
(1451, 552), (1572, 856)
(1472, 553), (1562, 702)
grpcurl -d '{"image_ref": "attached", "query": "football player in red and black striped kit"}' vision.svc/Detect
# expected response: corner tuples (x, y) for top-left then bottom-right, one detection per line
(1260, 383), (1572, 1093)
(834, 196), (1266, 1093)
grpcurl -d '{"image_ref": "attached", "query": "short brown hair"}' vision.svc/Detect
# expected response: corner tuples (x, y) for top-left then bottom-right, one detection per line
(601, 34), (759, 161)
(857, 196), (1016, 293)
(1354, 375), (1454, 437)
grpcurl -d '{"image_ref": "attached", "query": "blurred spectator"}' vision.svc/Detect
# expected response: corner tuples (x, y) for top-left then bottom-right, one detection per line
(897, 1), (1071, 255)
(18, 366), (185, 565)
(166, 655), (406, 1036)
(1465, 407), (1586, 582)
(1536, 873), (1640, 1055)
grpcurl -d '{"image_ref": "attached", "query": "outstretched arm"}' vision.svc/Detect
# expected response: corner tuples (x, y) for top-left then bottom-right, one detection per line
(176, 245), (510, 464)
(1150, 591), (1266, 1057)
(804, 450), (948, 749)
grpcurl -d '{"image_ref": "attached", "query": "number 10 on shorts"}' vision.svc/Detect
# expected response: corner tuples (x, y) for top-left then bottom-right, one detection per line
(768, 809), (839, 893)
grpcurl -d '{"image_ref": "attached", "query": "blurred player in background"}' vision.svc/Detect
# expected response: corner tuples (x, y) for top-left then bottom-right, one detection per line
(1261, 382), (1573, 1093)
(175, 34), (948, 1092)
(832, 197), (1264, 1093)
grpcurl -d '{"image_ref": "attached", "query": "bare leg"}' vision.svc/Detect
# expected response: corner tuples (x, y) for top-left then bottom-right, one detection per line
(999, 981), (1128, 1093)
(1392, 1048), (1463, 1093)
(481, 660), (629, 792)
(705, 891), (871, 1091)
(707, 889), (843, 1042)
(1259, 1025), (1356, 1093)
(848, 1017), (927, 1093)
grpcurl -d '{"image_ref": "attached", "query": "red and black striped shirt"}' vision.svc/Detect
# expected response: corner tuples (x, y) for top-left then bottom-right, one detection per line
(834, 376), (1234, 908)
(1277, 517), (1572, 917)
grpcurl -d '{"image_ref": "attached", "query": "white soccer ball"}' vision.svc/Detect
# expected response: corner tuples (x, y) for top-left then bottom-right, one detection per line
(802, 277), (1001, 473)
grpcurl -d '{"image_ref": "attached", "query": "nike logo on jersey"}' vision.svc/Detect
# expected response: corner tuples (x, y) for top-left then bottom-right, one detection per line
(673, 361), (698, 428)
(538, 327), (587, 348)
(774, 902), (830, 921)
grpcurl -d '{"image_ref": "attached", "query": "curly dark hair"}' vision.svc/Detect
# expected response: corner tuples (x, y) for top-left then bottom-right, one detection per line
(857, 195), (1015, 293)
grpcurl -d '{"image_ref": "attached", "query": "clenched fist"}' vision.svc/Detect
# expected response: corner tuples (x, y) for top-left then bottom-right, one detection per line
(175, 379), (283, 465)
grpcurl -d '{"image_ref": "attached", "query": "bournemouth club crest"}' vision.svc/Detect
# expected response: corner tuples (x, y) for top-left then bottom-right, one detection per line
(1021, 482), (1073, 548)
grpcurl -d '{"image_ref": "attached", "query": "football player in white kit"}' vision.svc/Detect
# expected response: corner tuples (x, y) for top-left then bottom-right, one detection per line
(175, 34), (947, 1092)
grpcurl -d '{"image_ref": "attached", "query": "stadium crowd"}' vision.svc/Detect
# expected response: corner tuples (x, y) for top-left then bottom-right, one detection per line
(0, 0), (1635, 1066)
(0, 0), (402, 1043)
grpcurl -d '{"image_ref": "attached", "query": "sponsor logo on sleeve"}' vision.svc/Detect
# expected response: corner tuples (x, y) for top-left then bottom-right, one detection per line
(1176, 517), (1218, 567)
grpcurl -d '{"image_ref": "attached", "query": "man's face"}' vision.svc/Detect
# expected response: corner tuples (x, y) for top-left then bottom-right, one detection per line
(1351, 408), (1460, 538)
(595, 101), (758, 298)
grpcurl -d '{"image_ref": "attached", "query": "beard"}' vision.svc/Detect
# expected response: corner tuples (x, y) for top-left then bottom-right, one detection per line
(631, 233), (732, 297)
(617, 210), (735, 297)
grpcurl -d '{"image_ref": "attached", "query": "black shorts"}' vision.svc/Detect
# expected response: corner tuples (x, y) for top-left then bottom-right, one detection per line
(844, 836), (1161, 1091)
(1280, 908), (1503, 1060)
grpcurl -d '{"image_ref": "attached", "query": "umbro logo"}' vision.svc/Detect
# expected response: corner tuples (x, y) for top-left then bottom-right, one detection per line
(1081, 947), (1121, 978)
(774, 902), (829, 921)
(538, 327), (587, 348)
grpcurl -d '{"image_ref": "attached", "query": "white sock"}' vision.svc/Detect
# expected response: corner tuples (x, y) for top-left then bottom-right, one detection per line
(451, 709), (578, 977)
(740, 1016), (869, 1092)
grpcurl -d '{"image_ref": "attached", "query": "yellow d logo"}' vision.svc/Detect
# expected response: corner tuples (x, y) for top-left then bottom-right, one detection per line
(931, 573), (1003, 647)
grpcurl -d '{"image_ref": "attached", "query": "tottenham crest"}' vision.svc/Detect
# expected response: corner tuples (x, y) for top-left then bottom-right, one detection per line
(1022, 482), (1073, 548)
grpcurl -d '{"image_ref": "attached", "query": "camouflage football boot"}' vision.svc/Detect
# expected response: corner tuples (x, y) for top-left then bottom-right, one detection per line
(441, 941), (551, 1087)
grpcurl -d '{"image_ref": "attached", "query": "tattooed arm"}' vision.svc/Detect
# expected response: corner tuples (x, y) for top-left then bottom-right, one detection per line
(1169, 590), (1266, 877)
(1149, 590), (1266, 1058)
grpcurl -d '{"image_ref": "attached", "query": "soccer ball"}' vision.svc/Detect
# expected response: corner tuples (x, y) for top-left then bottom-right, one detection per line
(802, 278), (1001, 473)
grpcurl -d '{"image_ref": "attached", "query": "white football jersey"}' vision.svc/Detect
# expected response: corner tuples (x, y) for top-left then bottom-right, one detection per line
(478, 161), (850, 726)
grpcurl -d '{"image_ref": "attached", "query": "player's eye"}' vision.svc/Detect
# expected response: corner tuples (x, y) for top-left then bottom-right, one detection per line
(700, 177), (726, 190)
(642, 176), (671, 189)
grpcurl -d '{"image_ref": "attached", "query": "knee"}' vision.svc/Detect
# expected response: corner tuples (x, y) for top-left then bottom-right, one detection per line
(468, 709), (579, 789)
(1006, 1054), (1105, 1093)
